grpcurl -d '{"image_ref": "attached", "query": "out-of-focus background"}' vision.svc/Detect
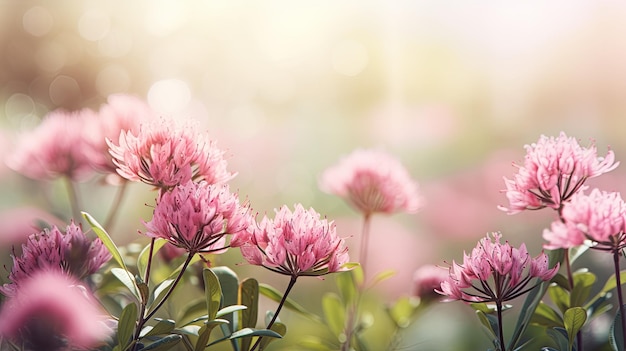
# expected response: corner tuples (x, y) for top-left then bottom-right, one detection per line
(2, 1), (626, 350)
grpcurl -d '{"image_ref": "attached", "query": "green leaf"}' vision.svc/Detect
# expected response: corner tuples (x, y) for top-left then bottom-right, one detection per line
(142, 319), (176, 338)
(551, 273), (571, 291)
(370, 269), (396, 287)
(260, 322), (287, 350)
(195, 324), (211, 351)
(259, 283), (321, 322)
(239, 278), (259, 351)
(202, 268), (222, 321)
(82, 212), (127, 270)
(568, 245), (589, 264)
(147, 279), (174, 314)
(476, 310), (498, 341)
(570, 271), (596, 307)
(111, 267), (140, 302)
(548, 283), (570, 314)
(207, 328), (283, 347)
(137, 238), (167, 281)
(563, 307), (586, 351)
(118, 302), (138, 349)
(165, 253), (201, 281)
(387, 296), (419, 328)
(586, 292), (614, 321)
(322, 293), (345, 337)
(216, 305), (248, 318)
(546, 327), (569, 351)
(610, 306), (625, 351)
(141, 334), (182, 351)
(531, 302), (563, 328)
(177, 298), (207, 327)
(213, 267), (239, 350)
(336, 271), (357, 305)
(508, 248), (564, 351)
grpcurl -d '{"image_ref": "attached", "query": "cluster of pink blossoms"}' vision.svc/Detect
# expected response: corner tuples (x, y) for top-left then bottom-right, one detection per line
(544, 189), (626, 251)
(0, 271), (112, 351)
(437, 233), (559, 303)
(144, 180), (252, 254)
(235, 204), (350, 277)
(7, 94), (158, 182)
(320, 149), (423, 216)
(108, 117), (234, 190)
(0, 221), (110, 297)
(500, 132), (618, 214)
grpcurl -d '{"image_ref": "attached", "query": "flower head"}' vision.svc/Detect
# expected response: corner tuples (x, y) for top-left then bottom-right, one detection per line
(87, 94), (158, 174)
(143, 180), (252, 254)
(544, 189), (626, 251)
(1, 221), (111, 297)
(500, 132), (618, 214)
(436, 233), (559, 303)
(320, 149), (423, 215)
(7, 109), (99, 181)
(107, 117), (235, 189)
(412, 264), (449, 302)
(0, 270), (112, 351)
(237, 204), (350, 277)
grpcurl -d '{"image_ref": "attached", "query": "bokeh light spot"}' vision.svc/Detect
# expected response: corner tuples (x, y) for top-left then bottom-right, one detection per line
(49, 75), (81, 106)
(96, 65), (131, 97)
(147, 79), (191, 115)
(35, 42), (66, 73)
(22, 6), (54, 37)
(331, 40), (369, 76)
(78, 10), (110, 41)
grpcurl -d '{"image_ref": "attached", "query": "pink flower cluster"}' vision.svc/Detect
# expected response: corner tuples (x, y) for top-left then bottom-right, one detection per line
(236, 204), (350, 277)
(0, 221), (111, 297)
(543, 189), (626, 251)
(144, 180), (251, 254)
(500, 132), (618, 214)
(6, 94), (158, 182)
(320, 149), (422, 215)
(437, 233), (559, 303)
(108, 117), (234, 190)
(0, 271), (112, 351)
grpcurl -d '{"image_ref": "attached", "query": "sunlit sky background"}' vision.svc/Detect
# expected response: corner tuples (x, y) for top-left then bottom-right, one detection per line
(2, 1), (626, 348)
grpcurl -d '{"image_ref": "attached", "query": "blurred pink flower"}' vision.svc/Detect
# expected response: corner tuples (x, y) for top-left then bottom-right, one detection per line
(237, 204), (350, 277)
(6, 109), (100, 181)
(544, 189), (626, 251)
(412, 264), (449, 302)
(500, 132), (618, 214)
(0, 207), (65, 248)
(320, 149), (423, 215)
(143, 180), (252, 254)
(1, 221), (111, 297)
(437, 233), (559, 303)
(0, 270), (112, 350)
(107, 117), (235, 189)
(87, 94), (158, 175)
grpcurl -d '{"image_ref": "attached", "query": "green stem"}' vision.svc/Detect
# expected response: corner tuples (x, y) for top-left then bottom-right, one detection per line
(64, 177), (82, 224)
(359, 213), (372, 278)
(104, 180), (129, 231)
(250, 276), (298, 351)
(614, 248), (626, 348)
(496, 300), (506, 351)
(132, 252), (194, 350)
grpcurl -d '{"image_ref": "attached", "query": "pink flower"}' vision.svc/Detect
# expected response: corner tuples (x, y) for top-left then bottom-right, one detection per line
(320, 149), (423, 215)
(544, 189), (626, 251)
(500, 132), (618, 214)
(0, 270), (112, 350)
(87, 94), (158, 174)
(1, 221), (111, 297)
(412, 264), (449, 302)
(107, 117), (235, 189)
(143, 180), (252, 254)
(6, 109), (100, 181)
(237, 204), (350, 277)
(436, 233), (559, 303)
